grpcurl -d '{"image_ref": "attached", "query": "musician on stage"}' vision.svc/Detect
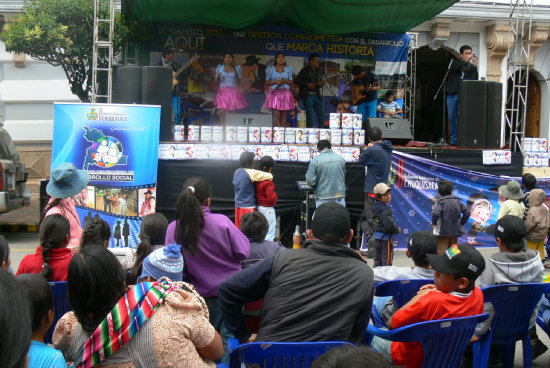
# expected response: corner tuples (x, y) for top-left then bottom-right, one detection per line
(158, 47), (184, 125)
(214, 53), (248, 125)
(351, 65), (380, 119)
(445, 45), (479, 146)
(294, 54), (324, 128)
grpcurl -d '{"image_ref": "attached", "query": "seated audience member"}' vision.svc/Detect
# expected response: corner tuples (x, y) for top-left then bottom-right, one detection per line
(0, 268), (32, 368)
(312, 345), (392, 368)
(371, 243), (485, 368)
(121, 213), (169, 284)
(137, 244), (184, 282)
(0, 234), (12, 272)
(53, 245), (223, 367)
(80, 217), (111, 248)
(377, 90), (403, 118)
(475, 215), (546, 361)
(16, 274), (67, 368)
(17, 214), (73, 281)
(240, 211), (285, 268)
(218, 202), (374, 344)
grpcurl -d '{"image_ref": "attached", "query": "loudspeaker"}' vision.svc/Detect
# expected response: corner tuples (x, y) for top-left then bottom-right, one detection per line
(485, 81), (503, 148)
(457, 80), (487, 148)
(366, 118), (413, 142)
(141, 66), (173, 141)
(112, 66), (142, 104)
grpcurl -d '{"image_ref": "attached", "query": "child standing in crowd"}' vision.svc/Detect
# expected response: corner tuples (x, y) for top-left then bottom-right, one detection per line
(264, 52), (295, 127)
(165, 176), (249, 365)
(372, 183), (400, 267)
(240, 212), (285, 268)
(214, 53), (248, 125)
(522, 173), (537, 218)
(16, 274), (67, 368)
(233, 151), (273, 228)
(525, 189), (550, 261)
(497, 180), (525, 219)
(255, 156), (278, 241)
(17, 214), (72, 281)
(80, 217), (111, 248)
(432, 180), (470, 254)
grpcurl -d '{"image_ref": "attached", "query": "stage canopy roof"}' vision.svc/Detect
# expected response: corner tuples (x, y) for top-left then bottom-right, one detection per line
(123, 0), (459, 34)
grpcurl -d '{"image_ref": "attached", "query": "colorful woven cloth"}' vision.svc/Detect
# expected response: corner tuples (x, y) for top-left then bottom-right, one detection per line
(70, 281), (175, 368)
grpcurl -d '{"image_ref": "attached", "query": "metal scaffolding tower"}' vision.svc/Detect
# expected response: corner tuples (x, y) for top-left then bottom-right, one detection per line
(405, 33), (418, 137)
(505, 0), (533, 152)
(92, 0), (115, 103)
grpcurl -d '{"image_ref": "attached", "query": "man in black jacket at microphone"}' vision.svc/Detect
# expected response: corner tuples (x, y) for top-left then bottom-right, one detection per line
(445, 45), (478, 146)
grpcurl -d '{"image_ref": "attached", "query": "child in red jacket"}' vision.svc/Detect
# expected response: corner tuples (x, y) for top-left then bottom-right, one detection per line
(255, 156), (278, 241)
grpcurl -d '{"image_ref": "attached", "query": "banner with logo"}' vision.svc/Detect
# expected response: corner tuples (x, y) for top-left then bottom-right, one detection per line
(390, 151), (550, 249)
(52, 103), (161, 248)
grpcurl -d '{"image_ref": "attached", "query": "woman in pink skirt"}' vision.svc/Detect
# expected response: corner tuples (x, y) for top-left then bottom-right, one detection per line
(214, 53), (247, 125)
(265, 52), (295, 127)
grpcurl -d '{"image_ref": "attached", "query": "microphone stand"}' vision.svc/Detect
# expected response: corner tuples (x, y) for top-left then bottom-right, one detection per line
(433, 59), (453, 146)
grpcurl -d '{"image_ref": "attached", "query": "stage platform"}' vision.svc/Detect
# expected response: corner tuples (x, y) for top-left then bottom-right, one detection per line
(157, 146), (524, 245)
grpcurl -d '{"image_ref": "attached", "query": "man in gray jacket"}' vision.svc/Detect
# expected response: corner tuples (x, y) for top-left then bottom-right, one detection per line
(218, 202), (374, 344)
(305, 140), (346, 208)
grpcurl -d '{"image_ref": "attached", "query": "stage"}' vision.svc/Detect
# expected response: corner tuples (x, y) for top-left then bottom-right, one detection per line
(156, 146), (524, 246)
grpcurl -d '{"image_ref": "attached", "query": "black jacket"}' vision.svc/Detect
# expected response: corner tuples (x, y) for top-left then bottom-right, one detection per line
(445, 59), (479, 94)
(218, 239), (374, 344)
(432, 195), (470, 236)
(294, 65), (323, 100)
(372, 200), (400, 234)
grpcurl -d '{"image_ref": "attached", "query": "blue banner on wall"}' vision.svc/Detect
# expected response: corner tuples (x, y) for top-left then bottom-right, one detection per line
(389, 151), (550, 249)
(52, 103), (161, 248)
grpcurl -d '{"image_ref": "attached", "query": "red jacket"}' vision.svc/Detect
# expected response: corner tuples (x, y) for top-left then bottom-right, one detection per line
(255, 180), (277, 207)
(16, 246), (73, 281)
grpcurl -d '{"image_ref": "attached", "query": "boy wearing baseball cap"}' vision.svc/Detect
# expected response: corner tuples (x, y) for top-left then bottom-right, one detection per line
(372, 182), (400, 267)
(372, 243), (485, 368)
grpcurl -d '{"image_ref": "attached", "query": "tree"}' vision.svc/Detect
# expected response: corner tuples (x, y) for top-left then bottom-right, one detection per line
(1, 0), (147, 102)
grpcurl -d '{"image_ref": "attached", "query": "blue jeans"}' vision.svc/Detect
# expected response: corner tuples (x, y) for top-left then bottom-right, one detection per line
(304, 94), (324, 128)
(446, 93), (458, 144)
(357, 100), (377, 119)
(257, 206), (276, 241)
(172, 95), (181, 124)
(315, 197), (345, 208)
(371, 336), (393, 363)
(205, 296), (234, 366)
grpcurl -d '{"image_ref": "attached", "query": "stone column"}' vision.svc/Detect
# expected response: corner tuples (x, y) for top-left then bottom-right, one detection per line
(485, 24), (510, 82)
(429, 22), (450, 50)
(528, 24), (549, 66)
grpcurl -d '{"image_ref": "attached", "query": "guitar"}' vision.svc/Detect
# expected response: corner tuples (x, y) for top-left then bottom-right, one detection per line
(297, 72), (340, 100)
(351, 81), (380, 105)
(173, 54), (200, 89)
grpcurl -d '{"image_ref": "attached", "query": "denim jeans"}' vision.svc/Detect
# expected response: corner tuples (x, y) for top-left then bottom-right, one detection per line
(172, 95), (181, 125)
(371, 335), (393, 363)
(357, 100), (378, 119)
(315, 197), (345, 208)
(446, 93), (458, 144)
(205, 296), (234, 366)
(257, 205), (276, 241)
(304, 94), (324, 128)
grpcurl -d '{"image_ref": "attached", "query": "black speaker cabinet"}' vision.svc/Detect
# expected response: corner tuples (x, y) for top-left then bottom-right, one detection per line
(112, 66), (142, 104)
(457, 80), (487, 148)
(367, 117), (413, 143)
(141, 66), (173, 141)
(485, 81), (503, 148)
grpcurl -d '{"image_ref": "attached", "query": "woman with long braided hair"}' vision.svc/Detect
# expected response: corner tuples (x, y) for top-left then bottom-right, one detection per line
(80, 217), (111, 248)
(17, 214), (72, 281)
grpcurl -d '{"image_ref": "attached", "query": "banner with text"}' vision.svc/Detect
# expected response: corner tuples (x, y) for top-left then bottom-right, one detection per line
(390, 151), (550, 249)
(52, 103), (161, 248)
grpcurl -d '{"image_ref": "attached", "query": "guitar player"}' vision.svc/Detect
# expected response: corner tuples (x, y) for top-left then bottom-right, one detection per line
(351, 65), (380, 120)
(294, 53), (325, 128)
(158, 47), (186, 125)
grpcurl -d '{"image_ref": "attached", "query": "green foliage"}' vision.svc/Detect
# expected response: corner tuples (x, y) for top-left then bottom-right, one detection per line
(1, 0), (148, 102)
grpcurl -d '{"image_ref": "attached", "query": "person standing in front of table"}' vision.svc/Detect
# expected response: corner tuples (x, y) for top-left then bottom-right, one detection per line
(306, 140), (346, 208)
(358, 127), (393, 244)
(264, 52), (295, 127)
(445, 45), (478, 146)
(294, 54), (324, 128)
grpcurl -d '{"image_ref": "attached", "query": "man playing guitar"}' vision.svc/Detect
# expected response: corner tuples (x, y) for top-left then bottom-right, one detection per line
(294, 53), (325, 128)
(351, 65), (380, 119)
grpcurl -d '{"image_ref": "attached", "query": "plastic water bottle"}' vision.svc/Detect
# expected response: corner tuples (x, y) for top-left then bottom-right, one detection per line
(293, 225), (301, 249)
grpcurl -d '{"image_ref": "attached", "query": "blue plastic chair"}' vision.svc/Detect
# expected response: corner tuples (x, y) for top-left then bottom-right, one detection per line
(365, 313), (489, 368)
(536, 314), (549, 336)
(472, 283), (550, 368)
(46, 281), (72, 344)
(374, 279), (435, 307)
(225, 337), (353, 368)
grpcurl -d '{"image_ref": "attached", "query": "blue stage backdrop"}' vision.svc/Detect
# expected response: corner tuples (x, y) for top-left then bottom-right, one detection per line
(52, 103), (161, 248)
(389, 151), (550, 249)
